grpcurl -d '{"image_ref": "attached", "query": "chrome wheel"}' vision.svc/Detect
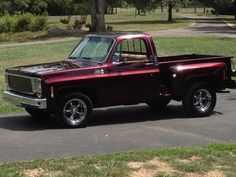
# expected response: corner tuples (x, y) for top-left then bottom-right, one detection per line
(183, 82), (216, 117)
(193, 89), (212, 113)
(63, 98), (88, 125)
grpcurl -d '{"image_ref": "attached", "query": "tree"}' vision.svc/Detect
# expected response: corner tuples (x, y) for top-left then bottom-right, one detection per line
(234, 0), (236, 20)
(163, 0), (179, 22)
(126, 0), (151, 15)
(47, 0), (74, 15)
(27, 0), (48, 15)
(105, 0), (123, 14)
(168, 1), (173, 21)
(0, 0), (48, 15)
(198, 0), (233, 16)
(89, 0), (106, 32)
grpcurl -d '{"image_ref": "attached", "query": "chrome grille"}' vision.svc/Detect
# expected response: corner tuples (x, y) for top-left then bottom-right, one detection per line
(6, 74), (33, 94)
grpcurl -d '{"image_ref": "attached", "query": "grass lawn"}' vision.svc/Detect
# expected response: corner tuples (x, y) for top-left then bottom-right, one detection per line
(0, 144), (236, 177)
(0, 31), (47, 43)
(0, 36), (236, 114)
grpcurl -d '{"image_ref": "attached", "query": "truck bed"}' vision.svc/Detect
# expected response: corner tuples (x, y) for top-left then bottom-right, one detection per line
(158, 54), (232, 65)
(158, 54), (233, 76)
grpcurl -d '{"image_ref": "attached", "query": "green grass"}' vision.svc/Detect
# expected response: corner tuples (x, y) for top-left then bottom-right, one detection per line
(0, 31), (47, 42)
(0, 36), (236, 114)
(0, 144), (236, 177)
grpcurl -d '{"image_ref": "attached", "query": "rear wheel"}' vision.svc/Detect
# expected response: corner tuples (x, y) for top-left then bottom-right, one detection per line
(183, 82), (216, 117)
(25, 108), (51, 119)
(57, 93), (93, 128)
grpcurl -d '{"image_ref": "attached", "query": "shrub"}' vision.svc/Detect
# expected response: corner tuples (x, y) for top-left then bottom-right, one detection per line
(15, 13), (33, 32)
(0, 15), (17, 32)
(0, 13), (47, 33)
(31, 16), (47, 31)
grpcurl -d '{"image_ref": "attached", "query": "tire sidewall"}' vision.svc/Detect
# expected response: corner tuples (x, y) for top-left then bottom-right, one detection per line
(57, 93), (93, 128)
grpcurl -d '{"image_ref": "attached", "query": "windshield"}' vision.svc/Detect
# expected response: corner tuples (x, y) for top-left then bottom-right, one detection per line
(69, 36), (114, 63)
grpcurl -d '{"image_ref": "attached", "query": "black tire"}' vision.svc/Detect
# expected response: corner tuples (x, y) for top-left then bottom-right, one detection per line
(25, 108), (51, 119)
(148, 97), (171, 110)
(183, 82), (216, 117)
(56, 93), (93, 128)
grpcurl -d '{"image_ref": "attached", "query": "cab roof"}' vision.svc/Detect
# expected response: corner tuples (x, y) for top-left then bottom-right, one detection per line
(86, 32), (149, 39)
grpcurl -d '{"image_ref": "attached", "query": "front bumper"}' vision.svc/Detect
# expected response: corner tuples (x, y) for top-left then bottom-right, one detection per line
(3, 91), (47, 109)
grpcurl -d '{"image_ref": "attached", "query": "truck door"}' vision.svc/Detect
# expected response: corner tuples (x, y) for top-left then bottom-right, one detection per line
(108, 37), (161, 105)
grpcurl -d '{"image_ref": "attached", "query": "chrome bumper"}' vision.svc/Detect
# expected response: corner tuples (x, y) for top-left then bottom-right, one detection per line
(3, 91), (47, 109)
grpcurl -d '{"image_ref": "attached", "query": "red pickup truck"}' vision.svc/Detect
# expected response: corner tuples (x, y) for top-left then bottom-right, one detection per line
(3, 33), (236, 128)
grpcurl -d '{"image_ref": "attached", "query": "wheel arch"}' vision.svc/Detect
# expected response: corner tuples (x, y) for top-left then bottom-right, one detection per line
(55, 86), (97, 106)
(185, 74), (225, 92)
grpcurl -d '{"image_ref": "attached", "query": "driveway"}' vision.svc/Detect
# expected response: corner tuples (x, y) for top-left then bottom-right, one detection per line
(149, 18), (236, 38)
(0, 89), (236, 163)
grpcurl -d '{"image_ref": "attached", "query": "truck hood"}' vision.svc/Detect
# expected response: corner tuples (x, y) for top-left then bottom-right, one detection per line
(7, 60), (99, 76)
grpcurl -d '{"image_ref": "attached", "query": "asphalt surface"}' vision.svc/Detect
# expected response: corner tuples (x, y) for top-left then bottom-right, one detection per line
(0, 89), (236, 163)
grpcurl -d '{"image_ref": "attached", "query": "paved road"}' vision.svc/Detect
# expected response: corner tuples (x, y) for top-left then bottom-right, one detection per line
(150, 19), (236, 38)
(0, 89), (236, 163)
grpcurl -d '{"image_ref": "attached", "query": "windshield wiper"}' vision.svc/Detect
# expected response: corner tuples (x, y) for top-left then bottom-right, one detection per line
(80, 57), (91, 60)
(68, 56), (77, 59)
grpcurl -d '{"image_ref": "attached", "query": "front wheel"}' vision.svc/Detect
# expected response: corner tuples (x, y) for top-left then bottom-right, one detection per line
(183, 82), (216, 117)
(57, 93), (93, 128)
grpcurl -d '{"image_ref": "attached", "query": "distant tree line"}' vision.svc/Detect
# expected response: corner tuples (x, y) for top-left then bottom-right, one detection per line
(1, 0), (235, 16)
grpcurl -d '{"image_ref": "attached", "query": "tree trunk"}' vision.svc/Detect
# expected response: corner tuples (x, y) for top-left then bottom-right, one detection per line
(194, 4), (197, 13)
(161, 1), (164, 13)
(168, 2), (173, 22)
(234, 0), (236, 20)
(203, 4), (206, 14)
(89, 0), (98, 32)
(215, 7), (219, 16)
(97, 0), (106, 32)
(138, 8), (141, 15)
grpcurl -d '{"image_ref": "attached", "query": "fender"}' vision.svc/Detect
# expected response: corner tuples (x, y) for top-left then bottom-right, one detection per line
(168, 62), (227, 97)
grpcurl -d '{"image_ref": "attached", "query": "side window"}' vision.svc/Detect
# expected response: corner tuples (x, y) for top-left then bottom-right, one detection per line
(112, 38), (148, 63)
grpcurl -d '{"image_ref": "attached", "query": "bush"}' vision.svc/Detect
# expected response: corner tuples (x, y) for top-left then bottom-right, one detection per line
(15, 13), (33, 32)
(31, 16), (47, 31)
(0, 15), (17, 33)
(0, 13), (47, 33)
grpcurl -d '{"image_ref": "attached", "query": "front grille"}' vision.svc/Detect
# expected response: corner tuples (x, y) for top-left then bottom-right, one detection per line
(7, 74), (33, 94)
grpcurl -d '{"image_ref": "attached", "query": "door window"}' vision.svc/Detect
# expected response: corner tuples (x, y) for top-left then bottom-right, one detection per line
(112, 38), (148, 63)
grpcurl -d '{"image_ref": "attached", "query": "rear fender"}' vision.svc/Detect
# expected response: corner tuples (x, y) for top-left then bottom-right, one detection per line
(168, 62), (227, 97)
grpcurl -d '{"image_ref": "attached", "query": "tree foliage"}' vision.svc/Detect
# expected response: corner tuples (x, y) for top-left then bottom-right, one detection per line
(0, 0), (48, 15)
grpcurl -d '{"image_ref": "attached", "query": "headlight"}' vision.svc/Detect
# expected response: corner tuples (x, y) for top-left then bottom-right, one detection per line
(34, 78), (42, 98)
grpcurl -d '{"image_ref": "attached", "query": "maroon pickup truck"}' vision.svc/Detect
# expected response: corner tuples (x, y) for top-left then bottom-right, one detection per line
(3, 33), (236, 128)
